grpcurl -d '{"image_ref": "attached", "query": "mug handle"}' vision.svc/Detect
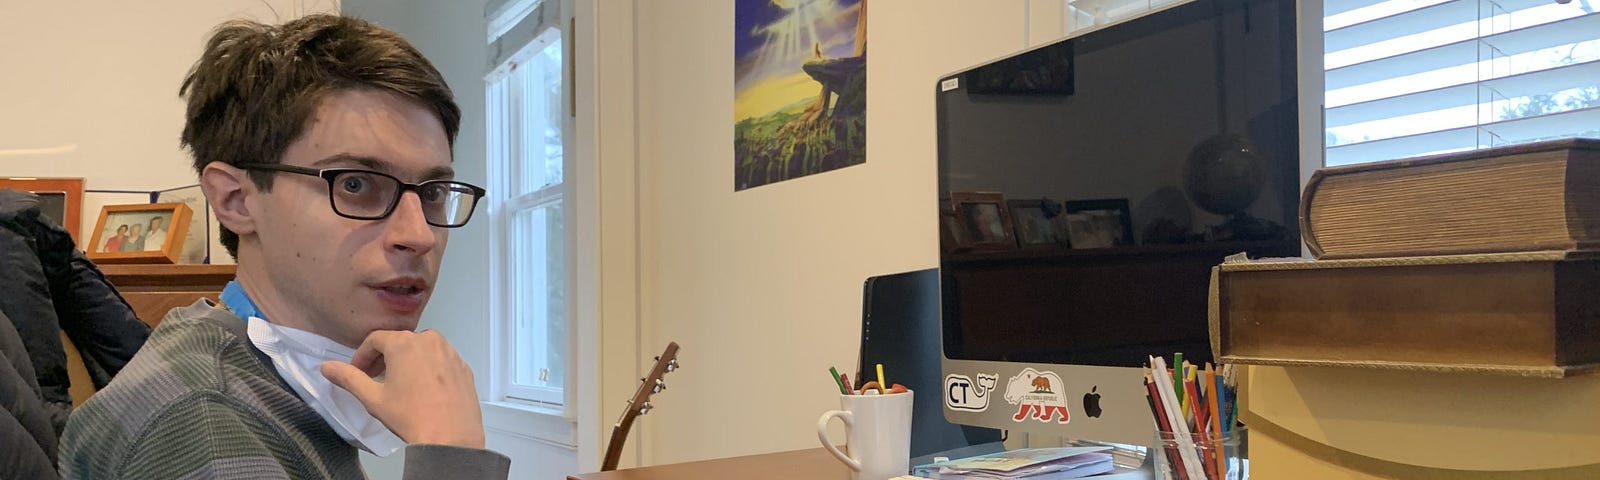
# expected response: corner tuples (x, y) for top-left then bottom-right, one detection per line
(816, 410), (861, 472)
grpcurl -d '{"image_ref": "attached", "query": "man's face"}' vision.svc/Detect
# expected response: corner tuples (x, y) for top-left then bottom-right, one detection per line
(149, 218), (163, 231)
(248, 88), (452, 347)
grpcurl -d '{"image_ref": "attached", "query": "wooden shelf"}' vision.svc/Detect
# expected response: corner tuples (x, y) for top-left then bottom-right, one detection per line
(945, 240), (1300, 266)
(100, 264), (236, 290)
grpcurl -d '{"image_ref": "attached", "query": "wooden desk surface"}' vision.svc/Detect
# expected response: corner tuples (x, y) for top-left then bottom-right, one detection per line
(567, 448), (851, 480)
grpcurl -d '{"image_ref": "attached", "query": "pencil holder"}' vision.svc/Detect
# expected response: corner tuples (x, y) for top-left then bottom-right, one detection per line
(1151, 426), (1246, 480)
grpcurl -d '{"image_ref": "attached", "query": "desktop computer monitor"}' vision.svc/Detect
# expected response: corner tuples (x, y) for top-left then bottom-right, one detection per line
(935, 0), (1307, 446)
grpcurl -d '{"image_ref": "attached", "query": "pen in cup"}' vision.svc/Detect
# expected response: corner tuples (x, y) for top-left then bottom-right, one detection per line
(876, 363), (887, 394)
(829, 366), (849, 395)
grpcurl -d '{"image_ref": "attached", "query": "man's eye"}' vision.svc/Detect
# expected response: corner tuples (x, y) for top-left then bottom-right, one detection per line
(341, 176), (370, 194)
(418, 184), (449, 203)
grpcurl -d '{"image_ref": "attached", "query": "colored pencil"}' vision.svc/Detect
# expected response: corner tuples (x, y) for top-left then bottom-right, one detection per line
(1208, 365), (1225, 478)
(1183, 368), (1216, 478)
(1151, 356), (1206, 480)
(876, 363), (887, 394)
(1144, 371), (1190, 480)
(829, 367), (848, 395)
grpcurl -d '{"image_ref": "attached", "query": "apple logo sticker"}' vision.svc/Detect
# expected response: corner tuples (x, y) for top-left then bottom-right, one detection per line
(1083, 386), (1102, 418)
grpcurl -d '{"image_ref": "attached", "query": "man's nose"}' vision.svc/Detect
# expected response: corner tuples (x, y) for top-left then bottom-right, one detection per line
(383, 191), (437, 255)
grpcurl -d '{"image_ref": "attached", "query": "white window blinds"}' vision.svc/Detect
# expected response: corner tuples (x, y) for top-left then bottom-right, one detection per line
(1323, 0), (1600, 165)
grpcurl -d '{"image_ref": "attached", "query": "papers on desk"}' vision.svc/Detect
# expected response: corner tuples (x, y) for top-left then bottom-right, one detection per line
(911, 447), (1115, 479)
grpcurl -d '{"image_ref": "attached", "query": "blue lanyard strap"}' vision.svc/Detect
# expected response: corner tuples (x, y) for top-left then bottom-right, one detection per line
(219, 280), (264, 321)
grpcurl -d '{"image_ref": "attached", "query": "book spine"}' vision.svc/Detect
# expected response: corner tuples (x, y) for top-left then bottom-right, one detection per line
(1299, 169), (1328, 258)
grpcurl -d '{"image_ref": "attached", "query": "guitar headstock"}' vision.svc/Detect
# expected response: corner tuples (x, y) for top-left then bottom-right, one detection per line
(604, 341), (680, 471)
(623, 342), (680, 420)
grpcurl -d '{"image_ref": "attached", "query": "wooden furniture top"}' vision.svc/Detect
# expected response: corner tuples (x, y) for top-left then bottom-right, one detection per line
(100, 264), (236, 290)
(567, 448), (849, 480)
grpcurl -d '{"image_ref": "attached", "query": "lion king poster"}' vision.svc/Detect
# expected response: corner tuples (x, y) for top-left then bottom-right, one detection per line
(734, 0), (867, 191)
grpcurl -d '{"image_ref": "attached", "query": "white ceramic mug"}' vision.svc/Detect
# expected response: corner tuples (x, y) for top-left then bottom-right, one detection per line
(816, 390), (913, 480)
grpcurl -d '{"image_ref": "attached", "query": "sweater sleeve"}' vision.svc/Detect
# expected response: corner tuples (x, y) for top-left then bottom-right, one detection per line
(402, 444), (511, 480)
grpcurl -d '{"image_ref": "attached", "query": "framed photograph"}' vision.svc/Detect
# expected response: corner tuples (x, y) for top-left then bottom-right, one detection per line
(938, 203), (971, 253)
(950, 192), (1015, 251)
(1007, 199), (1065, 250)
(1063, 198), (1134, 249)
(87, 203), (193, 264)
(155, 185), (212, 264)
(0, 177), (85, 243)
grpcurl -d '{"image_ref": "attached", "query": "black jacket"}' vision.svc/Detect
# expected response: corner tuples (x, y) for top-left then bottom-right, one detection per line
(0, 189), (151, 436)
(2, 307), (59, 479)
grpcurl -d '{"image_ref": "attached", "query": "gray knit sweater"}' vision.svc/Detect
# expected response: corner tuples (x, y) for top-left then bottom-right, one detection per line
(58, 300), (510, 479)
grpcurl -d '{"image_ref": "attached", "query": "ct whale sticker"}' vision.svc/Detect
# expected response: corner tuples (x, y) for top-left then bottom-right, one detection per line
(944, 373), (997, 412)
(1003, 368), (1071, 424)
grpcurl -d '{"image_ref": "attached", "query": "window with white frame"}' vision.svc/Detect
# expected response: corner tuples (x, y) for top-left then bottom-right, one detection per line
(487, 1), (568, 406)
(1061, 0), (1185, 35)
(1324, 0), (1600, 166)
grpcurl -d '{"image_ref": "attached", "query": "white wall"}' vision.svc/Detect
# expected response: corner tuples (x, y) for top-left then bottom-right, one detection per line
(632, 0), (1052, 464)
(0, 0), (338, 260)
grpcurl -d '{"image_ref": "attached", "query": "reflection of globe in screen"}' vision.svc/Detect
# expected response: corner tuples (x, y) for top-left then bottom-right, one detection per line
(1183, 133), (1266, 216)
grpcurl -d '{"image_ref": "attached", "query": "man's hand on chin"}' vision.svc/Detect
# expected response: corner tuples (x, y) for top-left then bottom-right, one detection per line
(320, 329), (486, 448)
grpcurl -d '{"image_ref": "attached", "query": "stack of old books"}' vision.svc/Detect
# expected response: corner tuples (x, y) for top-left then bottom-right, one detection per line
(1210, 138), (1600, 377)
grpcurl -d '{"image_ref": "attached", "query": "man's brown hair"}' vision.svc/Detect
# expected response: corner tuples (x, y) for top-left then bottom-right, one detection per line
(179, 14), (460, 258)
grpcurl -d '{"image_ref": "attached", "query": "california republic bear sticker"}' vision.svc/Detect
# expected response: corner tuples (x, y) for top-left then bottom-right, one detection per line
(1003, 368), (1070, 424)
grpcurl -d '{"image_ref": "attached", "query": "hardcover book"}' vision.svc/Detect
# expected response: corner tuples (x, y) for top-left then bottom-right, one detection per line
(1209, 251), (1600, 378)
(1301, 138), (1600, 259)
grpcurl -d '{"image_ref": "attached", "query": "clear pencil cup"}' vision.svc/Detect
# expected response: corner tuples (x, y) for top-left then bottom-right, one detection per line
(1151, 427), (1246, 480)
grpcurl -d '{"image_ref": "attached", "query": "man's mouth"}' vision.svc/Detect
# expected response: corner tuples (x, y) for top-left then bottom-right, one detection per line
(370, 277), (429, 295)
(380, 285), (422, 295)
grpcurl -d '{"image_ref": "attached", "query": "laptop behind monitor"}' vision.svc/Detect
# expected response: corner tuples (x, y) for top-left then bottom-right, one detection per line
(858, 268), (1003, 464)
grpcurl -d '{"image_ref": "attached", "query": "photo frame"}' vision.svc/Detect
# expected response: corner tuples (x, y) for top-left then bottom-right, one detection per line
(1063, 198), (1134, 249)
(155, 185), (212, 264)
(938, 202), (970, 253)
(0, 177), (85, 243)
(86, 203), (193, 264)
(1007, 199), (1065, 250)
(950, 192), (1016, 251)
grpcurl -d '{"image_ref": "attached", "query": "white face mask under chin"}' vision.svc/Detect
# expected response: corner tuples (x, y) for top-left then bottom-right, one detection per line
(246, 317), (406, 457)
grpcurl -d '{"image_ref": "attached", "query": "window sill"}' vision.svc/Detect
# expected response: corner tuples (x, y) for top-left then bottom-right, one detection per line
(482, 400), (576, 449)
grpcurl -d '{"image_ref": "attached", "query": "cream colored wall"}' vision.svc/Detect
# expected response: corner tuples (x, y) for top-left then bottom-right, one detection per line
(0, 0), (339, 261)
(628, 0), (1058, 463)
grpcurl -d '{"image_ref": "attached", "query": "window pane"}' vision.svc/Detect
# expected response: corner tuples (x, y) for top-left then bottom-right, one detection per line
(510, 201), (566, 390)
(540, 39), (564, 182)
(515, 38), (565, 196)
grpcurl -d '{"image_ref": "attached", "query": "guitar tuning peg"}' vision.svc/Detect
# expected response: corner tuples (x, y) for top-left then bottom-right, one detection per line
(639, 377), (646, 384)
(654, 355), (661, 361)
(639, 402), (653, 415)
(666, 359), (679, 372)
(652, 378), (666, 393)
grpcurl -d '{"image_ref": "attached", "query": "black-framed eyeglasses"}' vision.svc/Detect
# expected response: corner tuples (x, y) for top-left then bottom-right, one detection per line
(238, 163), (486, 228)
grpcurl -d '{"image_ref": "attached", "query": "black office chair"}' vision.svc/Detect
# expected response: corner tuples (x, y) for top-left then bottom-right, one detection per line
(857, 268), (1003, 466)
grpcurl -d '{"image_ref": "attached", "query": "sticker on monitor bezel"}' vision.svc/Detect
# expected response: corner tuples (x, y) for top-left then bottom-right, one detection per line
(940, 77), (960, 92)
(944, 373), (997, 412)
(1002, 368), (1072, 424)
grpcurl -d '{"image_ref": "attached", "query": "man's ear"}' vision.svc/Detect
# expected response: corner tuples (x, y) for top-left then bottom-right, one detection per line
(199, 162), (257, 236)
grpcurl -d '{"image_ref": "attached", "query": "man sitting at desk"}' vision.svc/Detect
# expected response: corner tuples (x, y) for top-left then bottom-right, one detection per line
(59, 14), (509, 479)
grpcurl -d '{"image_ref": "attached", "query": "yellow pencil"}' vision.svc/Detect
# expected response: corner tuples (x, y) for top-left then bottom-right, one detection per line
(876, 363), (887, 394)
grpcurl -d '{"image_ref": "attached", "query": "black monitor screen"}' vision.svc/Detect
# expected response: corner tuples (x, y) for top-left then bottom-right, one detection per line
(937, 0), (1302, 367)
